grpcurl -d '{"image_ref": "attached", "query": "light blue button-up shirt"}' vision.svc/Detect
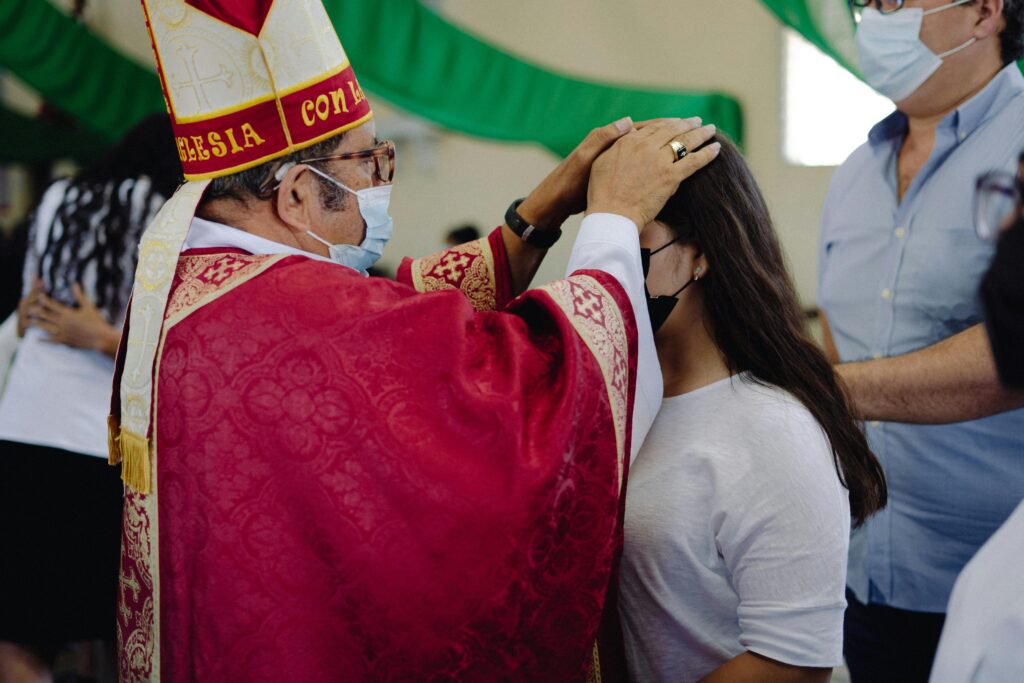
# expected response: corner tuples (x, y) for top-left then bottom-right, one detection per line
(818, 63), (1024, 613)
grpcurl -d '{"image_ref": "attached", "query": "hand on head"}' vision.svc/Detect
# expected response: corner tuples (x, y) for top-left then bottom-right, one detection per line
(586, 117), (721, 230)
(516, 116), (636, 230)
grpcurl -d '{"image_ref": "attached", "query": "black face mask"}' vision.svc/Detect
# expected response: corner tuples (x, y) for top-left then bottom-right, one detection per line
(641, 238), (697, 334)
(980, 212), (1024, 389)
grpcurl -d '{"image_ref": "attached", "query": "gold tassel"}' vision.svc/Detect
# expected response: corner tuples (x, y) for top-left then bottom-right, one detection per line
(118, 428), (152, 495)
(107, 415), (122, 465)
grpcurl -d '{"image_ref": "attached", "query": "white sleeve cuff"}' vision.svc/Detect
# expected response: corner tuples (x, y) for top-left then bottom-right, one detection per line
(565, 213), (662, 463)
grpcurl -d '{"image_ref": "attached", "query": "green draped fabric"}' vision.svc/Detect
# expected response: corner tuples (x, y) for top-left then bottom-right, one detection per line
(0, 0), (164, 144)
(331, 1), (743, 156)
(760, 0), (861, 75)
(761, 0), (1024, 79)
(0, 0), (743, 163)
(0, 104), (109, 164)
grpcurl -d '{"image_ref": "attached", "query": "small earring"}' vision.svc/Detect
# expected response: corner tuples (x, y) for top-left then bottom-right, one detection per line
(694, 267), (702, 279)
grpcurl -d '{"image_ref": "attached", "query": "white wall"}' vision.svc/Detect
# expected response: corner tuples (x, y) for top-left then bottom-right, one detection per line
(430, 0), (840, 303)
(6, 0), (846, 305)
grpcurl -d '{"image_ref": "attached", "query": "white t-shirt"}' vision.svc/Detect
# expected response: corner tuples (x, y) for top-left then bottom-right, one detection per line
(619, 374), (850, 682)
(0, 179), (160, 458)
(929, 499), (1024, 683)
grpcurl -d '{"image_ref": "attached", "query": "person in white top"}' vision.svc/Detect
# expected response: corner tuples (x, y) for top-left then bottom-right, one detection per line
(0, 114), (181, 674)
(928, 498), (1024, 683)
(618, 136), (888, 683)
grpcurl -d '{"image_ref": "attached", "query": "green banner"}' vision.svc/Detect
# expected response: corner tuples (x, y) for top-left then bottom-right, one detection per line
(0, 0), (743, 164)
(761, 0), (860, 75)
(0, 0), (164, 144)
(333, 1), (743, 156)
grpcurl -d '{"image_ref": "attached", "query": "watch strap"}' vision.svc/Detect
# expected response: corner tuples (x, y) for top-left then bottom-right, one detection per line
(505, 198), (562, 249)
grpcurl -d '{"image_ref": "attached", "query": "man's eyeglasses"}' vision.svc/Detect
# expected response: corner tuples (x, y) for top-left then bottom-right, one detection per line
(849, 0), (905, 22)
(848, 0), (975, 23)
(259, 139), (396, 198)
(304, 139), (396, 184)
(974, 170), (1023, 241)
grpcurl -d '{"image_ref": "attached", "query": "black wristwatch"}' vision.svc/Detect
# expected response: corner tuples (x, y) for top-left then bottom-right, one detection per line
(505, 198), (562, 249)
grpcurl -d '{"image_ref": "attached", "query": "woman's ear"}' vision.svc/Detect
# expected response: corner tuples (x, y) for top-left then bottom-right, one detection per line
(274, 163), (317, 236)
(693, 252), (710, 280)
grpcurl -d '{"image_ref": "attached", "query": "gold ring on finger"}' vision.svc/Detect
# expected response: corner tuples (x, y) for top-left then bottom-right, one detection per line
(668, 140), (688, 162)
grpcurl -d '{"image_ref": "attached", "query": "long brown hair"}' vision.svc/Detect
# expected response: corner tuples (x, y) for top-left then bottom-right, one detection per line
(657, 136), (886, 526)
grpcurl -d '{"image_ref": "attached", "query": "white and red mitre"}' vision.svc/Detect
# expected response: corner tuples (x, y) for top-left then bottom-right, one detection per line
(142, 0), (373, 180)
(111, 0), (374, 492)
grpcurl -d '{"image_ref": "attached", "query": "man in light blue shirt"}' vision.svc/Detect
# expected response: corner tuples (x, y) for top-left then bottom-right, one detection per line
(818, 1), (1024, 681)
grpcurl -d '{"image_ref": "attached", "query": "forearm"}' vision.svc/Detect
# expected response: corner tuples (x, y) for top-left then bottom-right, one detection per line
(500, 193), (569, 296)
(98, 324), (121, 359)
(837, 324), (1024, 424)
(700, 651), (830, 683)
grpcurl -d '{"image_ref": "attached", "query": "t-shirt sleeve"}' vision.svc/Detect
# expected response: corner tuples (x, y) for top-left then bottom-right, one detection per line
(715, 411), (849, 668)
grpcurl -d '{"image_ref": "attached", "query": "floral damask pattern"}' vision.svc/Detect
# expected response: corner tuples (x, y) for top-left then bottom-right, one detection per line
(130, 253), (633, 681)
(403, 235), (499, 312)
(539, 275), (631, 485)
(165, 252), (285, 324)
(118, 489), (156, 683)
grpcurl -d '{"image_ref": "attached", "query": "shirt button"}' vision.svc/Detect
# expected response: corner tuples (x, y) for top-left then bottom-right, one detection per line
(881, 289), (892, 300)
(959, 131), (967, 142)
(895, 227), (906, 239)
(870, 420), (881, 428)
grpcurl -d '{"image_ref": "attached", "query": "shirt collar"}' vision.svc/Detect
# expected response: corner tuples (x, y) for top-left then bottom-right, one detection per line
(868, 62), (1024, 147)
(182, 216), (336, 265)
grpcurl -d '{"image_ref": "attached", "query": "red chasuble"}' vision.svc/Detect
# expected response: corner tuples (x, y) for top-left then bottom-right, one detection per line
(112, 229), (636, 682)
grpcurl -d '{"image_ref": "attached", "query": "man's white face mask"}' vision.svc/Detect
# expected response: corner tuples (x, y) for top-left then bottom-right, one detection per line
(277, 161), (394, 276)
(855, 0), (977, 102)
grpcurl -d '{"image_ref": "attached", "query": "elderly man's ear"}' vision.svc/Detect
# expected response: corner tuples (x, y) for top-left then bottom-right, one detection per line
(274, 163), (320, 235)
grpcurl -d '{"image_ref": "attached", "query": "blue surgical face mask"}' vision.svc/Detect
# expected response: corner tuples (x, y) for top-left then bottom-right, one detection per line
(856, 1), (976, 102)
(298, 164), (394, 276)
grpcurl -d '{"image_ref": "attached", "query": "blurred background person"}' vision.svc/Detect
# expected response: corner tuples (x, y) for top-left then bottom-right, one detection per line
(977, 151), (1024, 391)
(0, 113), (181, 681)
(445, 222), (482, 247)
(929, 152), (1024, 683)
(619, 137), (886, 683)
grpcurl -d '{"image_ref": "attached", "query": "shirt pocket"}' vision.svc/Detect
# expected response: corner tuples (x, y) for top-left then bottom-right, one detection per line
(899, 226), (994, 339)
(819, 226), (891, 339)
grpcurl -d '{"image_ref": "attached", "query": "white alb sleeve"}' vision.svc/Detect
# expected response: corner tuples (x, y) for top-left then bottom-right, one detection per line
(564, 213), (662, 463)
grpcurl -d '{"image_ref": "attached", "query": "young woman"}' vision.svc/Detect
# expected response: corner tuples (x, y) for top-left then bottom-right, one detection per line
(618, 136), (886, 683)
(0, 114), (181, 676)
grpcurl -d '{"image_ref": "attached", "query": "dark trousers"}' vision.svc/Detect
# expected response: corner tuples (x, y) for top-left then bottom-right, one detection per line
(844, 588), (946, 683)
(0, 441), (124, 659)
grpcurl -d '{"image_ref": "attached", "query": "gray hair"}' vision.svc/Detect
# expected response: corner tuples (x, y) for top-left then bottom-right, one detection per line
(201, 134), (347, 211)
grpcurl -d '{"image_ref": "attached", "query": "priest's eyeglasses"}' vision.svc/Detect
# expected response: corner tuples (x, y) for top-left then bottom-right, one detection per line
(303, 139), (396, 185)
(261, 139), (396, 197)
(975, 170), (1023, 241)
